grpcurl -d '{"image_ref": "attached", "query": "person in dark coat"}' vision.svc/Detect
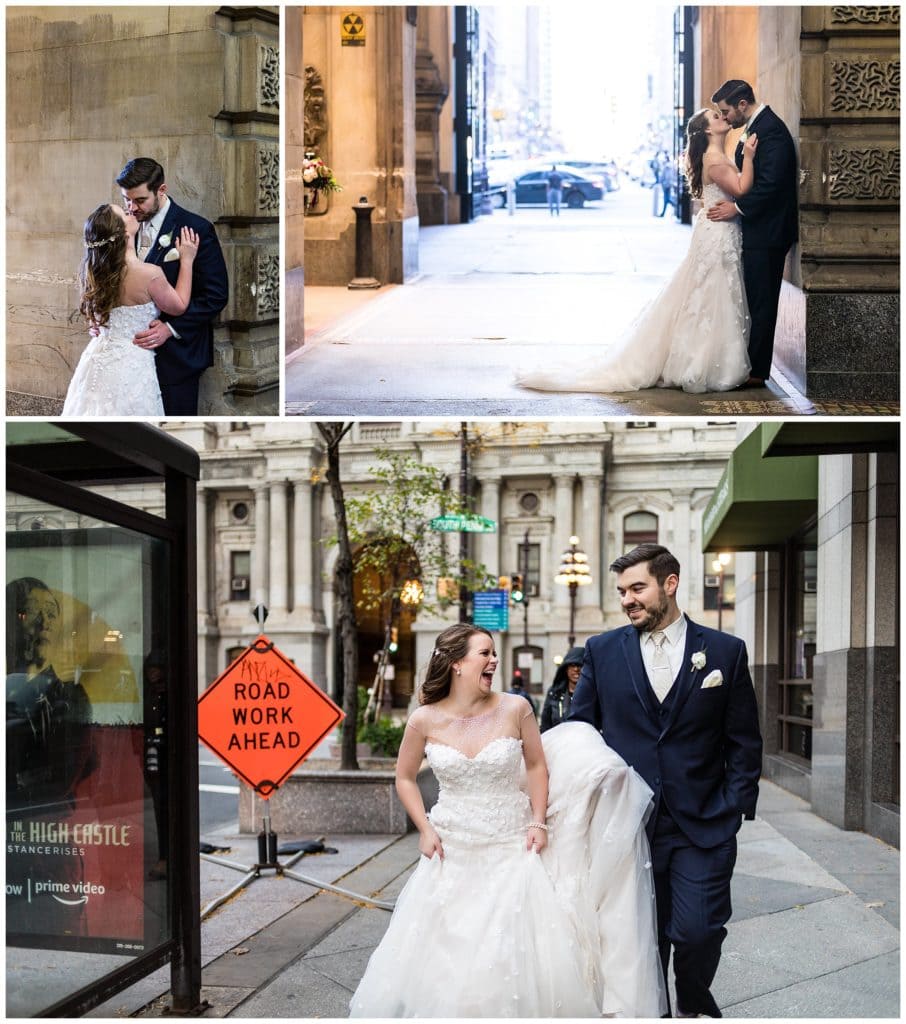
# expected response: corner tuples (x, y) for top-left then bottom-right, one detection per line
(540, 645), (585, 732)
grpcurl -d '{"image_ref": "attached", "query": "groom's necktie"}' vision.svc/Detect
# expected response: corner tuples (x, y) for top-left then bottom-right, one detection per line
(650, 631), (674, 703)
(137, 223), (153, 260)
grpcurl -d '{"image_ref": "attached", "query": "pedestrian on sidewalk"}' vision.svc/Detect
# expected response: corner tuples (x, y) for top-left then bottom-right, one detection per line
(540, 645), (584, 732)
(547, 164), (563, 216)
(350, 623), (666, 1018)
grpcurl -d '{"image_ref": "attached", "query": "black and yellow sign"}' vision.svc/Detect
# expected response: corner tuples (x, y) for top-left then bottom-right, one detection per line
(341, 12), (365, 46)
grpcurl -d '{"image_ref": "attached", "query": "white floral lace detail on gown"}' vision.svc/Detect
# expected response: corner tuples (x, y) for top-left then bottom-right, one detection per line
(62, 301), (164, 416)
(517, 182), (751, 394)
(349, 710), (666, 1018)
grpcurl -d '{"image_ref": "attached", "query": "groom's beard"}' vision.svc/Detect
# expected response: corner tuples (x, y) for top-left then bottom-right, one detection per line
(627, 591), (671, 632)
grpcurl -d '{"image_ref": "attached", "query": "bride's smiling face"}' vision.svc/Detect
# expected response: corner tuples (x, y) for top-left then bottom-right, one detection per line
(453, 632), (498, 694)
(706, 109), (732, 138)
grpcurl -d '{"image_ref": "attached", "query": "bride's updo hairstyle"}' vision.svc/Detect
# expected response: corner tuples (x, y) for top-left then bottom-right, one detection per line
(420, 624), (493, 705)
(79, 203), (128, 328)
(682, 109), (712, 200)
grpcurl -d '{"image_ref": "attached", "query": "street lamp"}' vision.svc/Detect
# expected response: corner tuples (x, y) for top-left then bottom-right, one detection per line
(711, 552), (731, 632)
(554, 535), (593, 647)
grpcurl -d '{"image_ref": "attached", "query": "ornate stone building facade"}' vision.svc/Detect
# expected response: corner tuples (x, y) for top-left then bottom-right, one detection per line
(159, 420), (739, 705)
(6, 6), (279, 415)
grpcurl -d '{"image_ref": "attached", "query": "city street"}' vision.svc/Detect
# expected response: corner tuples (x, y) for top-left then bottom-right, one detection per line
(287, 185), (897, 418)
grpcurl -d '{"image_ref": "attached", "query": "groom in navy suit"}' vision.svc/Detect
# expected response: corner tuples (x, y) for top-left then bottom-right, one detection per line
(118, 157), (228, 415)
(706, 80), (798, 388)
(569, 543), (762, 1017)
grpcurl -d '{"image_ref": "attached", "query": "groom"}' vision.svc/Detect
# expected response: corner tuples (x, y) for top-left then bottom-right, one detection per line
(706, 80), (798, 388)
(118, 157), (229, 415)
(569, 544), (762, 1017)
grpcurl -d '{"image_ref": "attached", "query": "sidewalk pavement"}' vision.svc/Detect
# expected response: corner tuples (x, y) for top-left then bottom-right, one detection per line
(94, 779), (898, 1019)
(286, 187), (898, 419)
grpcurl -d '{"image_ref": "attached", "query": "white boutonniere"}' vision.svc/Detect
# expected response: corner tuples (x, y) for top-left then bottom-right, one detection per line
(157, 232), (172, 249)
(163, 248), (180, 263)
(739, 130), (749, 143)
(690, 650), (707, 672)
(701, 669), (724, 689)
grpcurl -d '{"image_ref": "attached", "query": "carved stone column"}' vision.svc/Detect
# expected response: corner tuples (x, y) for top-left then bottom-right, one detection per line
(578, 474), (603, 613)
(292, 478), (314, 615)
(268, 480), (289, 615)
(415, 15), (450, 227)
(799, 5), (899, 400)
(553, 475), (574, 611)
(252, 484), (270, 611)
(479, 476), (502, 573)
(211, 6), (280, 413)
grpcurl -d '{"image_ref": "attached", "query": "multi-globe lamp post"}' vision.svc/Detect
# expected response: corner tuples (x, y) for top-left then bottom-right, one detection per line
(554, 535), (593, 648)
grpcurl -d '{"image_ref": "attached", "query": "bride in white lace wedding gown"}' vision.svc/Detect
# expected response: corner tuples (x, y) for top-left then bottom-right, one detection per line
(517, 110), (758, 395)
(349, 626), (665, 1019)
(62, 203), (197, 416)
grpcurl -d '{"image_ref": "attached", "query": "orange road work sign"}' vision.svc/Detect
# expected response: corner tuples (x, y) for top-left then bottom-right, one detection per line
(198, 635), (344, 798)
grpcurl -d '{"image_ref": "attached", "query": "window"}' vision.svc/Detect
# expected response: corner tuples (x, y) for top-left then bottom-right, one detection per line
(230, 551), (251, 601)
(623, 511), (658, 551)
(524, 543), (541, 597)
(703, 552), (735, 613)
(778, 525), (817, 764)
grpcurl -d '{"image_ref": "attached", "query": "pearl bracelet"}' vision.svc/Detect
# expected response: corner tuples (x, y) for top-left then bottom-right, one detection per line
(528, 821), (550, 831)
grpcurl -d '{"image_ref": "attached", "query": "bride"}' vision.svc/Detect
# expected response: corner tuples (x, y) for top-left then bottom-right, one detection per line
(517, 109), (758, 395)
(62, 204), (197, 416)
(349, 624), (666, 1018)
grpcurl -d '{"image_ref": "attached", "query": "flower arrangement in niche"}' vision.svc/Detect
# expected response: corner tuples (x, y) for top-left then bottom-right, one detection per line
(303, 152), (342, 192)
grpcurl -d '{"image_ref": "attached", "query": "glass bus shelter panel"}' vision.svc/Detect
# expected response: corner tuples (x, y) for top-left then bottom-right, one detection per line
(6, 497), (172, 1016)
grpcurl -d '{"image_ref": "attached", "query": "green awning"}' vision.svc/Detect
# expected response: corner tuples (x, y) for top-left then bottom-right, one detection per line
(702, 425), (818, 551)
(760, 421), (899, 457)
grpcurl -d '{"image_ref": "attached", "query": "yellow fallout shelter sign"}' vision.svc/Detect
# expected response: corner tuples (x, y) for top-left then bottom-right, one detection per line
(341, 12), (365, 46)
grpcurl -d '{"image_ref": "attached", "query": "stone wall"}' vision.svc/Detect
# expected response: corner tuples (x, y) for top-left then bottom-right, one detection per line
(799, 5), (899, 400)
(6, 6), (279, 415)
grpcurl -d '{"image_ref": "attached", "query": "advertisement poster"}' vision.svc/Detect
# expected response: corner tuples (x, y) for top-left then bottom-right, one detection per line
(6, 528), (167, 954)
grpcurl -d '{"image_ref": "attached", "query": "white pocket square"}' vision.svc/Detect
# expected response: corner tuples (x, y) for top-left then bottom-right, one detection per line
(701, 670), (723, 689)
(163, 248), (180, 263)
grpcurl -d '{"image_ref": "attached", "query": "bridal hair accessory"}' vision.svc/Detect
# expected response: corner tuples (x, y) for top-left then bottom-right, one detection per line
(85, 234), (118, 249)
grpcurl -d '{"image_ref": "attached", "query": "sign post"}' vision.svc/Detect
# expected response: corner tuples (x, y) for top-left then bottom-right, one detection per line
(193, 635), (401, 915)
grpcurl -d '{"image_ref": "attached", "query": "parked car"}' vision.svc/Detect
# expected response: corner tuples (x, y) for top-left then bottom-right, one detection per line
(489, 169), (605, 209)
(559, 158), (621, 192)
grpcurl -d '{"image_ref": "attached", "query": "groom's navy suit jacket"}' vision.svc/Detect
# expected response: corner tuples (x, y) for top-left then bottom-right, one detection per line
(569, 616), (762, 849)
(143, 200), (229, 387)
(733, 106), (798, 252)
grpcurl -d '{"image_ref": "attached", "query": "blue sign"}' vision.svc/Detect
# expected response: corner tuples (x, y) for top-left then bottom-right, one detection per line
(472, 590), (509, 632)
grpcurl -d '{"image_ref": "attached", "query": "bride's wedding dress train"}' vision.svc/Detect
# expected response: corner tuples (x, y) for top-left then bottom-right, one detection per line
(62, 301), (164, 416)
(349, 721), (666, 1018)
(517, 182), (751, 394)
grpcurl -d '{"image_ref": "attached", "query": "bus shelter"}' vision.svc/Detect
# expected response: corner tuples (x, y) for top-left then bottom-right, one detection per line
(6, 422), (201, 1016)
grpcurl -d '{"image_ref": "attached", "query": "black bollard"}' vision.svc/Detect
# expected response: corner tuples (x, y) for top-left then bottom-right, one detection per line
(348, 196), (381, 290)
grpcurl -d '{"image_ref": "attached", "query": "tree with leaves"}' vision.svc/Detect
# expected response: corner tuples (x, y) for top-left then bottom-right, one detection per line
(345, 448), (496, 721)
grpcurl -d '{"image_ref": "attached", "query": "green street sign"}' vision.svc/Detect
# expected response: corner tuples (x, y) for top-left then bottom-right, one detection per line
(430, 514), (497, 533)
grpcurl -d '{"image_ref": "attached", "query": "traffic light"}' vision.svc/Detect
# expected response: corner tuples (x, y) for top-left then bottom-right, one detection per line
(511, 573), (525, 603)
(389, 626), (399, 653)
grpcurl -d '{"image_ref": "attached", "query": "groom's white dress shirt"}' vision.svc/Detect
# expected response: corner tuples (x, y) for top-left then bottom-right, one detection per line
(641, 611), (687, 697)
(137, 197), (171, 255)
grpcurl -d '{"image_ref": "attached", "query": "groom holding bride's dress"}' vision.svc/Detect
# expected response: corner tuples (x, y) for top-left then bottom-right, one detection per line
(570, 544), (763, 1017)
(707, 80), (798, 387)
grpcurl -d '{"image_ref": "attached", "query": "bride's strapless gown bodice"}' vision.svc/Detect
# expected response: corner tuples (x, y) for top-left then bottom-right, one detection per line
(62, 301), (164, 416)
(517, 179), (751, 395)
(426, 736), (530, 842)
(350, 721), (666, 1019)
